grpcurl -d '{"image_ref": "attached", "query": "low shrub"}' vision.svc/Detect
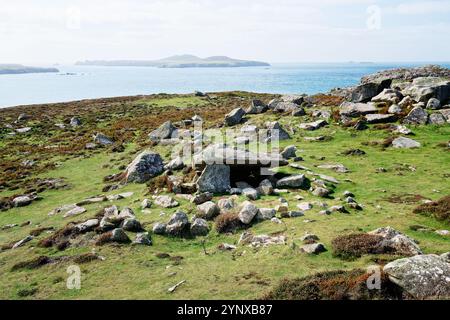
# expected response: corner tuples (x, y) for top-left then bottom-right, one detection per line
(413, 195), (450, 223)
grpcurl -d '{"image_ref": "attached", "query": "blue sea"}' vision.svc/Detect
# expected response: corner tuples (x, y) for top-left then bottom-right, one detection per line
(1, 62), (449, 108)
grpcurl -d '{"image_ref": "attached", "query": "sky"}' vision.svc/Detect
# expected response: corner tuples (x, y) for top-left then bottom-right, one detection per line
(1, 0), (450, 65)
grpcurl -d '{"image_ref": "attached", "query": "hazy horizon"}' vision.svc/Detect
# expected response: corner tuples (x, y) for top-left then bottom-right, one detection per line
(1, 0), (450, 65)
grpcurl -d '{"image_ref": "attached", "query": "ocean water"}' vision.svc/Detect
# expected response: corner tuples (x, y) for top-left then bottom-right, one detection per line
(1, 62), (449, 108)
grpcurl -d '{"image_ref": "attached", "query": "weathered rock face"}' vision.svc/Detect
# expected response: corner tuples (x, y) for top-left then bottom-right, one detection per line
(75, 219), (99, 233)
(124, 151), (164, 183)
(246, 100), (268, 114)
(121, 218), (143, 232)
(371, 88), (403, 104)
(276, 174), (307, 189)
(350, 80), (391, 103)
(191, 192), (213, 205)
(152, 223), (167, 235)
(224, 108), (245, 126)
(149, 121), (177, 141)
(403, 106), (428, 125)
(402, 77), (450, 102)
(291, 107), (306, 117)
(94, 133), (114, 145)
(281, 94), (304, 105)
(339, 102), (378, 117)
(238, 201), (259, 224)
(392, 137), (421, 149)
(383, 254), (450, 299)
(439, 109), (450, 122)
(196, 164), (231, 194)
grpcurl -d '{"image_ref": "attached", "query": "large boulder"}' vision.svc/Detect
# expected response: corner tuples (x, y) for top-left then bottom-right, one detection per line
(368, 226), (422, 256)
(426, 97), (441, 110)
(123, 151), (164, 183)
(148, 121), (177, 141)
(264, 121), (290, 141)
(190, 218), (210, 236)
(273, 102), (299, 113)
(246, 100), (268, 114)
(12, 195), (33, 207)
(276, 174), (307, 189)
(225, 108), (245, 126)
(392, 137), (421, 149)
(258, 179), (274, 196)
(196, 201), (220, 220)
(339, 102), (378, 117)
(93, 133), (114, 145)
(403, 106), (428, 125)
(281, 95), (304, 105)
(299, 120), (328, 131)
(371, 88), (403, 104)
(350, 80), (391, 103)
(428, 112), (447, 125)
(166, 211), (190, 236)
(196, 164), (230, 194)
(383, 254), (450, 299)
(238, 201), (259, 224)
(402, 77), (450, 102)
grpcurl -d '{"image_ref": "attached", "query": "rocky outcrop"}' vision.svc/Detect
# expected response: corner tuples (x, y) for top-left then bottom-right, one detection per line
(403, 106), (428, 125)
(350, 80), (391, 103)
(402, 77), (450, 103)
(361, 65), (450, 84)
(123, 151), (164, 183)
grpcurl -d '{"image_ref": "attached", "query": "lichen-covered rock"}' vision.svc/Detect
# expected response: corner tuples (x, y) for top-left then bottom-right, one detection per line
(196, 164), (230, 194)
(238, 201), (259, 224)
(350, 80), (391, 103)
(217, 196), (237, 214)
(403, 106), (428, 125)
(299, 120), (328, 131)
(191, 192), (213, 205)
(124, 150), (164, 183)
(93, 133), (114, 145)
(245, 99), (268, 114)
(371, 88), (403, 103)
(164, 156), (185, 171)
(428, 112), (446, 125)
(264, 121), (291, 141)
(364, 114), (397, 124)
(121, 218), (143, 232)
(384, 254), (450, 299)
(166, 211), (189, 236)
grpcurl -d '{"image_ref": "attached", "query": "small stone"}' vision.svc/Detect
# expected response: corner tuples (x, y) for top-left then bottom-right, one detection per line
(152, 223), (167, 235)
(197, 201), (220, 220)
(141, 199), (152, 209)
(300, 243), (326, 254)
(110, 228), (131, 243)
(190, 218), (210, 236)
(242, 188), (259, 201)
(238, 201), (259, 224)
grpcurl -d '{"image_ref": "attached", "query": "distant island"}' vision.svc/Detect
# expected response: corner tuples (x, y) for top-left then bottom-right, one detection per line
(0, 64), (59, 75)
(76, 54), (270, 68)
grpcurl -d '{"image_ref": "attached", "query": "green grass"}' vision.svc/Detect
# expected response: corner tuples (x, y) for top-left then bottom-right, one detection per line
(0, 97), (449, 300)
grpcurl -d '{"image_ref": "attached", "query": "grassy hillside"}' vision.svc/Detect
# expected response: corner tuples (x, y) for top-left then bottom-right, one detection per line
(0, 92), (448, 299)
